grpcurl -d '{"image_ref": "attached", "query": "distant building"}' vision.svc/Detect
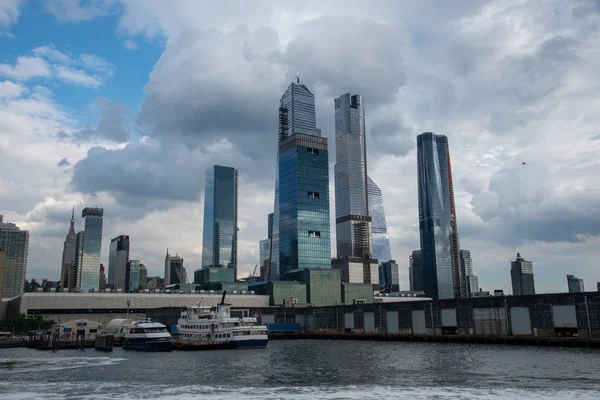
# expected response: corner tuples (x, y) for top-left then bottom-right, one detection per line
(139, 264), (147, 290)
(259, 213), (274, 281)
(567, 275), (585, 293)
(0, 249), (6, 299)
(99, 264), (106, 290)
(417, 132), (462, 299)
(409, 250), (423, 292)
(108, 235), (130, 291)
(510, 253), (536, 296)
(597, 282), (600, 292)
(147, 276), (164, 290)
(378, 260), (399, 293)
(459, 250), (479, 297)
(201, 165), (238, 278)
(72, 207), (104, 292)
(60, 207), (77, 289)
(0, 215), (30, 298)
(368, 176), (392, 263)
(164, 250), (186, 285)
(125, 260), (140, 293)
(285, 268), (341, 306)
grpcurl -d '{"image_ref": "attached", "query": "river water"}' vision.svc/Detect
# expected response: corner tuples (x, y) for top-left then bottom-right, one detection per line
(0, 340), (599, 399)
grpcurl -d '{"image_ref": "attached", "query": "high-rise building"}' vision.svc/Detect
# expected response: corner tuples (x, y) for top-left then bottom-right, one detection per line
(201, 165), (238, 278)
(259, 213), (274, 281)
(332, 93), (378, 285)
(567, 274), (585, 293)
(125, 260), (140, 293)
(60, 207), (77, 290)
(271, 81), (331, 280)
(0, 215), (29, 298)
(510, 253), (536, 296)
(72, 207), (104, 292)
(164, 250), (186, 285)
(0, 249), (6, 299)
(139, 264), (147, 290)
(417, 132), (462, 299)
(459, 249), (479, 297)
(378, 260), (399, 292)
(108, 235), (130, 291)
(409, 250), (423, 292)
(99, 264), (106, 290)
(368, 176), (392, 263)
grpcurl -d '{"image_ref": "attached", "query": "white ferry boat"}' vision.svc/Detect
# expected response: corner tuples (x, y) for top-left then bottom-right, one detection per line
(176, 294), (268, 350)
(122, 319), (174, 352)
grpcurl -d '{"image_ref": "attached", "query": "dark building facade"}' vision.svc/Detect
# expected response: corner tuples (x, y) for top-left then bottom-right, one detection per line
(73, 207), (104, 292)
(417, 132), (461, 299)
(409, 250), (423, 292)
(202, 165), (238, 278)
(108, 235), (130, 291)
(511, 253), (536, 296)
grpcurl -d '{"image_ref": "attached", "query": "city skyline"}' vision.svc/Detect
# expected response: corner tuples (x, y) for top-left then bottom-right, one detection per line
(1, 2), (599, 294)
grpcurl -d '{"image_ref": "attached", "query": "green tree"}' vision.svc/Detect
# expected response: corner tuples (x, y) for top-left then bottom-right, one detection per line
(0, 314), (55, 334)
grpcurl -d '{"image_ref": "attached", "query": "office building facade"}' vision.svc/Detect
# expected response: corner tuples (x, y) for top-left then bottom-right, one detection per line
(459, 249), (479, 297)
(417, 132), (461, 299)
(272, 81), (331, 280)
(73, 207), (104, 292)
(259, 213), (273, 281)
(567, 274), (585, 293)
(368, 176), (392, 263)
(139, 264), (147, 290)
(510, 253), (536, 296)
(125, 260), (141, 293)
(201, 165), (238, 278)
(379, 260), (400, 293)
(0, 215), (30, 298)
(0, 249), (6, 299)
(108, 235), (130, 291)
(60, 208), (77, 290)
(99, 264), (106, 290)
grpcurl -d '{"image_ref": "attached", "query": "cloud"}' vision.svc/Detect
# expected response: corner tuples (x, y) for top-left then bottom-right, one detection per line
(79, 54), (114, 76)
(44, 0), (117, 22)
(54, 65), (102, 88)
(0, 56), (52, 80)
(33, 45), (72, 64)
(72, 97), (131, 142)
(0, 80), (28, 98)
(57, 157), (70, 167)
(0, 0), (23, 36)
(123, 40), (138, 50)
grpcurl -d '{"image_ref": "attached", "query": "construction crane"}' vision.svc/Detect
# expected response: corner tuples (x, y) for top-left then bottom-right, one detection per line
(251, 265), (258, 282)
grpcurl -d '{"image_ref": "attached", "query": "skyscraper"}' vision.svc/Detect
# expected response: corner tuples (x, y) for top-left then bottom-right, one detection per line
(368, 176), (392, 263)
(0, 215), (29, 298)
(60, 207), (77, 290)
(99, 264), (106, 290)
(417, 132), (462, 299)
(409, 250), (423, 292)
(125, 260), (140, 293)
(201, 165), (238, 278)
(72, 207), (104, 292)
(108, 235), (130, 290)
(259, 213), (273, 280)
(510, 253), (536, 296)
(379, 260), (399, 292)
(332, 93), (378, 285)
(139, 264), (147, 290)
(567, 274), (585, 293)
(271, 81), (331, 280)
(459, 249), (479, 297)
(164, 250), (186, 285)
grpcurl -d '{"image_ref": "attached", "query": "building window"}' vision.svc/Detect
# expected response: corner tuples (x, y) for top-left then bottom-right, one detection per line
(309, 230), (321, 238)
(308, 191), (320, 198)
(307, 147), (318, 154)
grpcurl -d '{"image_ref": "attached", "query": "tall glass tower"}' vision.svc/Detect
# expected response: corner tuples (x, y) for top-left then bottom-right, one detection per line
(334, 93), (372, 258)
(417, 132), (461, 299)
(74, 207), (104, 292)
(108, 235), (130, 290)
(367, 176), (392, 263)
(0, 215), (29, 298)
(271, 81), (331, 280)
(201, 165), (238, 278)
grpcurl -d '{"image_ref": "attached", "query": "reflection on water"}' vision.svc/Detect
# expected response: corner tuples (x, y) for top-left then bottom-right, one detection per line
(0, 340), (598, 399)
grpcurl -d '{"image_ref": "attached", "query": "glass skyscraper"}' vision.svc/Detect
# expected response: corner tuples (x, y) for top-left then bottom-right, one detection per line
(201, 165), (238, 277)
(125, 259), (140, 293)
(459, 249), (478, 297)
(271, 81), (331, 280)
(367, 176), (392, 263)
(334, 93), (372, 258)
(164, 250), (186, 285)
(74, 207), (104, 292)
(0, 215), (29, 298)
(417, 132), (461, 299)
(108, 235), (130, 290)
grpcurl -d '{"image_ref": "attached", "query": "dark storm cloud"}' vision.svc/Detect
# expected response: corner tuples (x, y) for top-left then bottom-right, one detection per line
(73, 97), (131, 143)
(572, 0), (600, 17)
(57, 157), (70, 167)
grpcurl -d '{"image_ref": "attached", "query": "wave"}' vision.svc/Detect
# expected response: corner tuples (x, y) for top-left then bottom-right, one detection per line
(0, 356), (127, 374)
(0, 383), (598, 400)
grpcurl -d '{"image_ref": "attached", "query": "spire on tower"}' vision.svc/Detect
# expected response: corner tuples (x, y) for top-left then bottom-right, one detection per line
(68, 205), (75, 234)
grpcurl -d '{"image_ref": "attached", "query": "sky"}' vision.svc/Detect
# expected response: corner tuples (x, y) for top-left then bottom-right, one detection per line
(1, 0), (599, 294)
